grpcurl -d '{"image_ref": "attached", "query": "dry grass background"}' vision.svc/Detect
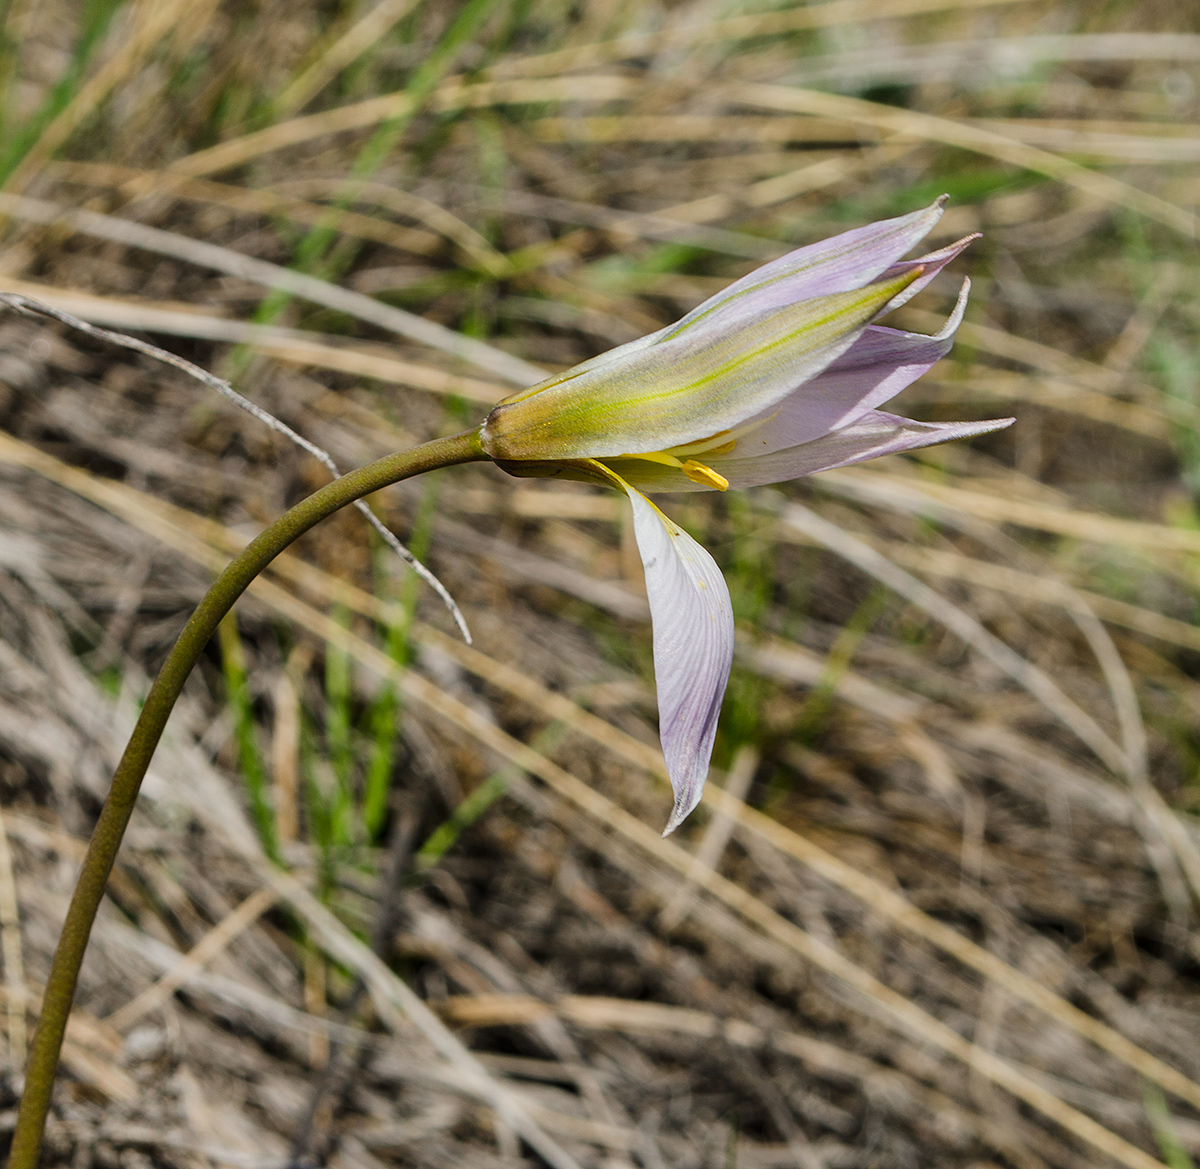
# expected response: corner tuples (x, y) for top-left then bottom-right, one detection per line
(0, 0), (1199, 1166)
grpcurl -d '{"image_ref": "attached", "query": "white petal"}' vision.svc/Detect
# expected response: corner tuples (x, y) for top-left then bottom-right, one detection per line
(623, 484), (734, 834)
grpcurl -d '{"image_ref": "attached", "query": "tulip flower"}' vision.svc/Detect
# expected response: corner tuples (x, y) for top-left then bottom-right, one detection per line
(481, 198), (1013, 833)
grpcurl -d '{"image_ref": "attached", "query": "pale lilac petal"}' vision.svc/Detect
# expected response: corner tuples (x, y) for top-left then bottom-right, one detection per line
(563, 206), (961, 381)
(713, 411), (1014, 489)
(483, 201), (977, 464)
(528, 237), (976, 459)
(658, 198), (948, 341)
(623, 484), (733, 834)
(611, 408), (1013, 494)
(725, 280), (970, 452)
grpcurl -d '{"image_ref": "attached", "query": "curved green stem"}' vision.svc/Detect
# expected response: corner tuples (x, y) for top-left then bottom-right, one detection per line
(8, 429), (486, 1169)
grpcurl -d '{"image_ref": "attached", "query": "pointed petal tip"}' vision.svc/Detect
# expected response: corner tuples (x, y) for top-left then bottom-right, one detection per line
(895, 413), (1017, 441)
(930, 278), (971, 341)
(907, 414), (1017, 443)
(663, 791), (702, 836)
(906, 232), (979, 269)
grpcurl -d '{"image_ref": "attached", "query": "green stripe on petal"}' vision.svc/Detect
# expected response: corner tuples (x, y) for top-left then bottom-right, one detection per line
(482, 267), (925, 462)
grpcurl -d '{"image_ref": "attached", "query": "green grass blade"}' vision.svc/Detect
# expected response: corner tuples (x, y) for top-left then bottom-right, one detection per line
(245, 0), (513, 347)
(217, 611), (281, 863)
(0, 0), (126, 182)
(362, 477), (442, 838)
(794, 583), (891, 746)
(414, 723), (568, 868)
(323, 603), (356, 848)
(1143, 1080), (1196, 1169)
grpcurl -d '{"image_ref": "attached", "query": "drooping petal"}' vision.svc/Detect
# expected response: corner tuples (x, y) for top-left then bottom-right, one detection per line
(612, 409), (1013, 493)
(658, 198), (949, 340)
(482, 267), (925, 462)
(708, 280), (970, 454)
(617, 475), (734, 834)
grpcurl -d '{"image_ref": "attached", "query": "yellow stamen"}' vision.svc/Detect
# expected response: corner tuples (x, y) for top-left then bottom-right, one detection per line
(682, 460), (729, 491)
(612, 450), (728, 490)
(627, 451), (685, 468)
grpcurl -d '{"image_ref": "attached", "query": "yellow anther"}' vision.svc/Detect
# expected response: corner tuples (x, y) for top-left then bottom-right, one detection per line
(613, 450), (728, 489)
(682, 460), (729, 491)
